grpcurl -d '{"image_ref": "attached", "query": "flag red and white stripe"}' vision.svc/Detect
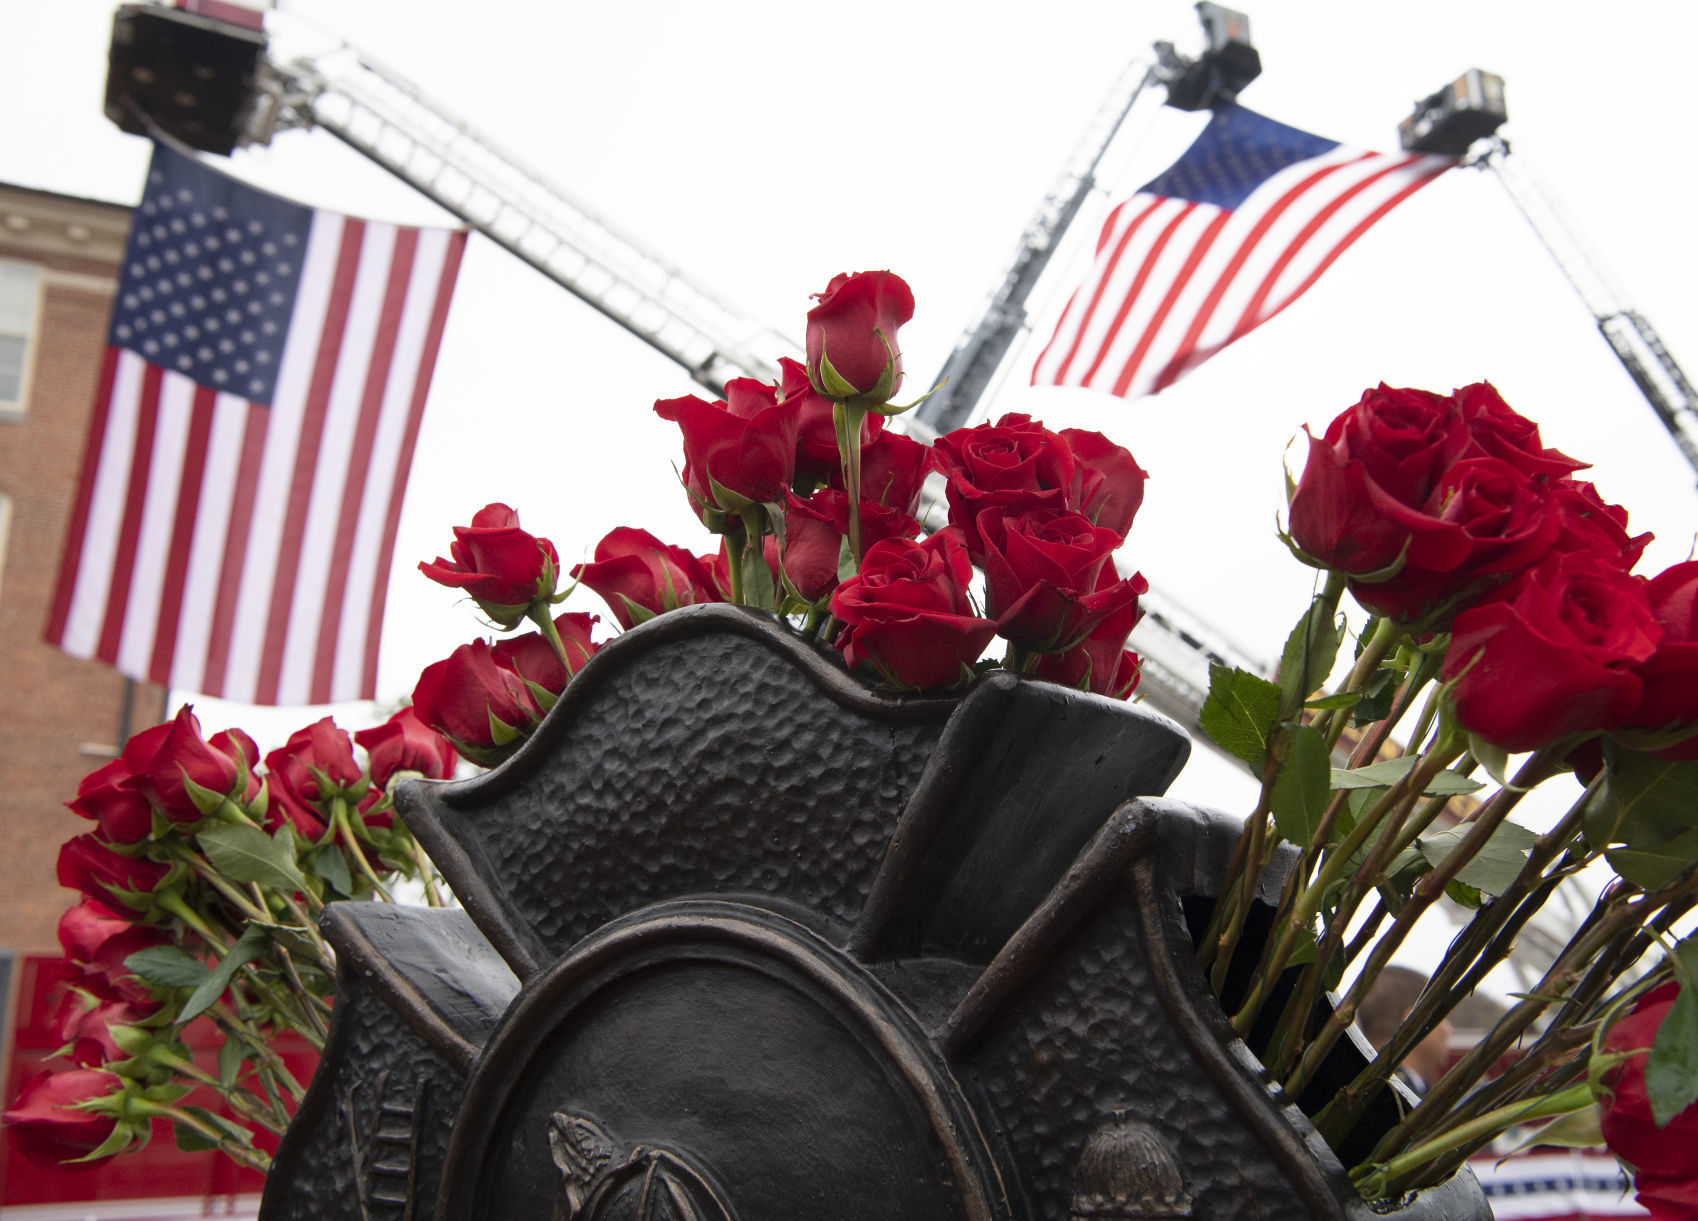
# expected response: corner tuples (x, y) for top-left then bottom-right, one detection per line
(46, 144), (466, 705)
(1033, 106), (1453, 399)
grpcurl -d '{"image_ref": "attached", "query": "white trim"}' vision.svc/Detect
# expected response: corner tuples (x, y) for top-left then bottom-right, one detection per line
(0, 1195), (259, 1220)
(0, 258), (43, 419)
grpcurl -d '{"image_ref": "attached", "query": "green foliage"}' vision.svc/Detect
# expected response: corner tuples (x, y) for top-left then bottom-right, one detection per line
(1331, 756), (1482, 796)
(1199, 664), (1281, 769)
(1586, 754), (1698, 888)
(1272, 723), (1331, 842)
(1278, 600), (1345, 717)
(196, 823), (310, 893)
(1648, 940), (1698, 1127)
(1415, 821), (1539, 896)
(124, 945), (212, 990)
(177, 924), (270, 1025)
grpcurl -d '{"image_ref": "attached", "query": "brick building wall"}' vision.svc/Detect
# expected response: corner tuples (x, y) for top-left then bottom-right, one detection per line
(0, 182), (165, 958)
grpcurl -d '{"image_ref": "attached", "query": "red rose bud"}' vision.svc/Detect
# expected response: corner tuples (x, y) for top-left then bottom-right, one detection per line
(1455, 381), (1588, 480)
(805, 270), (915, 406)
(262, 717), (365, 838)
(356, 706), (459, 791)
(118, 706), (243, 823)
(654, 380), (800, 527)
(1599, 981), (1698, 1216)
(56, 835), (168, 911)
(57, 901), (167, 1007)
(1440, 550), (1661, 752)
(1059, 428), (1148, 540)
(419, 503), (561, 627)
(491, 612), (600, 700)
(3, 1068), (126, 1168)
(572, 527), (724, 629)
(58, 996), (155, 1069)
(781, 356), (883, 489)
(931, 414), (1079, 560)
(830, 528), (998, 690)
(412, 639), (543, 756)
(978, 506), (1144, 653)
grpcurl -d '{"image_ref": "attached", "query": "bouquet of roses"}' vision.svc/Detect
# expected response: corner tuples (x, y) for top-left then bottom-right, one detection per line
(1196, 382), (1698, 1215)
(3, 706), (456, 1171)
(404, 270), (1154, 775)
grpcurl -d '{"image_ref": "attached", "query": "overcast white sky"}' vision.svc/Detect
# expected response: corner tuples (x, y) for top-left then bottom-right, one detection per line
(6, 0), (1697, 821)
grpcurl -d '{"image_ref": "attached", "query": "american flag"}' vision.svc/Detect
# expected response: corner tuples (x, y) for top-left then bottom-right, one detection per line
(46, 142), (466, 706)
(1032, 104), (1454, 399)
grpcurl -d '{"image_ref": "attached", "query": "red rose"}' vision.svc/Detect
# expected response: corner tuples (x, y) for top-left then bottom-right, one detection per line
(490, 612), (599, 697)
(779, 490), (922, 603)
(1034, 565), (1146, 699)
(1059, 428), (1148, 540)
(842, 429), (931, 517)
(781, 356), (882, 489)
(1455, 382), (1588, 480)
(419, 503), (560, 626)
(1440, 551), (1661, 751)
(1347, 456), (1562, 623)
(411, 639), (542, 752)
(1625, 561), (1698, 759)
(67, 756), (154, 845)
(57, 995), (154, 1069)
(356, 706), (458, 791)
(3, 1068), (123, 1168)
(1288, 384), (1471, 576)
(262, 717), (365, 837)
(56, 835), (167, 910)
(120, 706), (245, 823)
(572, 527), (724, 629)
(931, 414), (1080, 558)
(830, 528), (998, 690)
(1549, 479), (1653, 568)
(653, 379), (800, 524)
(977, 506), (1145, 652)
(805, 270), (915, 403)
(57, 901), (166, 1007)
(1600, 980), (1698, 1219)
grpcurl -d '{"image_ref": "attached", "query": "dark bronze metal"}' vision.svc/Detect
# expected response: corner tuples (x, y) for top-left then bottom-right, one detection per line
(262, 606), (1487, 1220)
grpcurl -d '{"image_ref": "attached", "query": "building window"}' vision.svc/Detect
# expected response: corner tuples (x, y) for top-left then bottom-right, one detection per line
(0, 261), (41, 416)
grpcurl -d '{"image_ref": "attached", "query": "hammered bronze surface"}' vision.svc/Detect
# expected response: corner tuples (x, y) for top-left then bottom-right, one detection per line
(259, 605), (1488, 1221)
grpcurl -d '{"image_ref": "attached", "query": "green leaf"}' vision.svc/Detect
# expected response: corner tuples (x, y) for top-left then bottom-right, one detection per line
(1271, 723), (1330, 842)
(1646, 975), (1698, 1127)
(1586, 753), (1698, 855)
(1350, 667), (1398, 726)
(1416, 820), (1539, 896)
(1331, 756), (1482, 796)
(1503, 1104), (1604, 1153)
(1305, 691), (1361, 712)
(124, 945), (212, 990)
(251, 921), (324, 962)
(837, 535), (857, 584)
(615, 594), (656, 627)
(1199, 664), (1282, 769)
(177, 924), (270, 1025)
(217, 1036), (245, 1090)
(1445, 878), (1483, 908)
(196, 822), (309, 893)
(311, 846), (353, 898)
(175, 1121), (220, 1153)
(1607, 825), (1698, 890)
(1278, 600), (1345, 715)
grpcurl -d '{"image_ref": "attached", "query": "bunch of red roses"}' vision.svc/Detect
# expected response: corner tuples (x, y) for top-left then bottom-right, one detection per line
(5, 704), (456, 1170)
(1287, 381), (1694, 755)
(1195, 380), (1698, 1210)
(408, 271), (1152, 770)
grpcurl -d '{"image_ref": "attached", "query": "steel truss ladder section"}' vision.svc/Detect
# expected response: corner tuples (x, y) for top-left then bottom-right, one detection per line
(278, 48), (795, 394)
(1481, 137), (1698, 479)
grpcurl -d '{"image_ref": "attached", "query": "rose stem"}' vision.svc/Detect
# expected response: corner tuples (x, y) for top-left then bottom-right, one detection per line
(1278, 751), (1529, 1103)
(1312, 781), (1592, 1144)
